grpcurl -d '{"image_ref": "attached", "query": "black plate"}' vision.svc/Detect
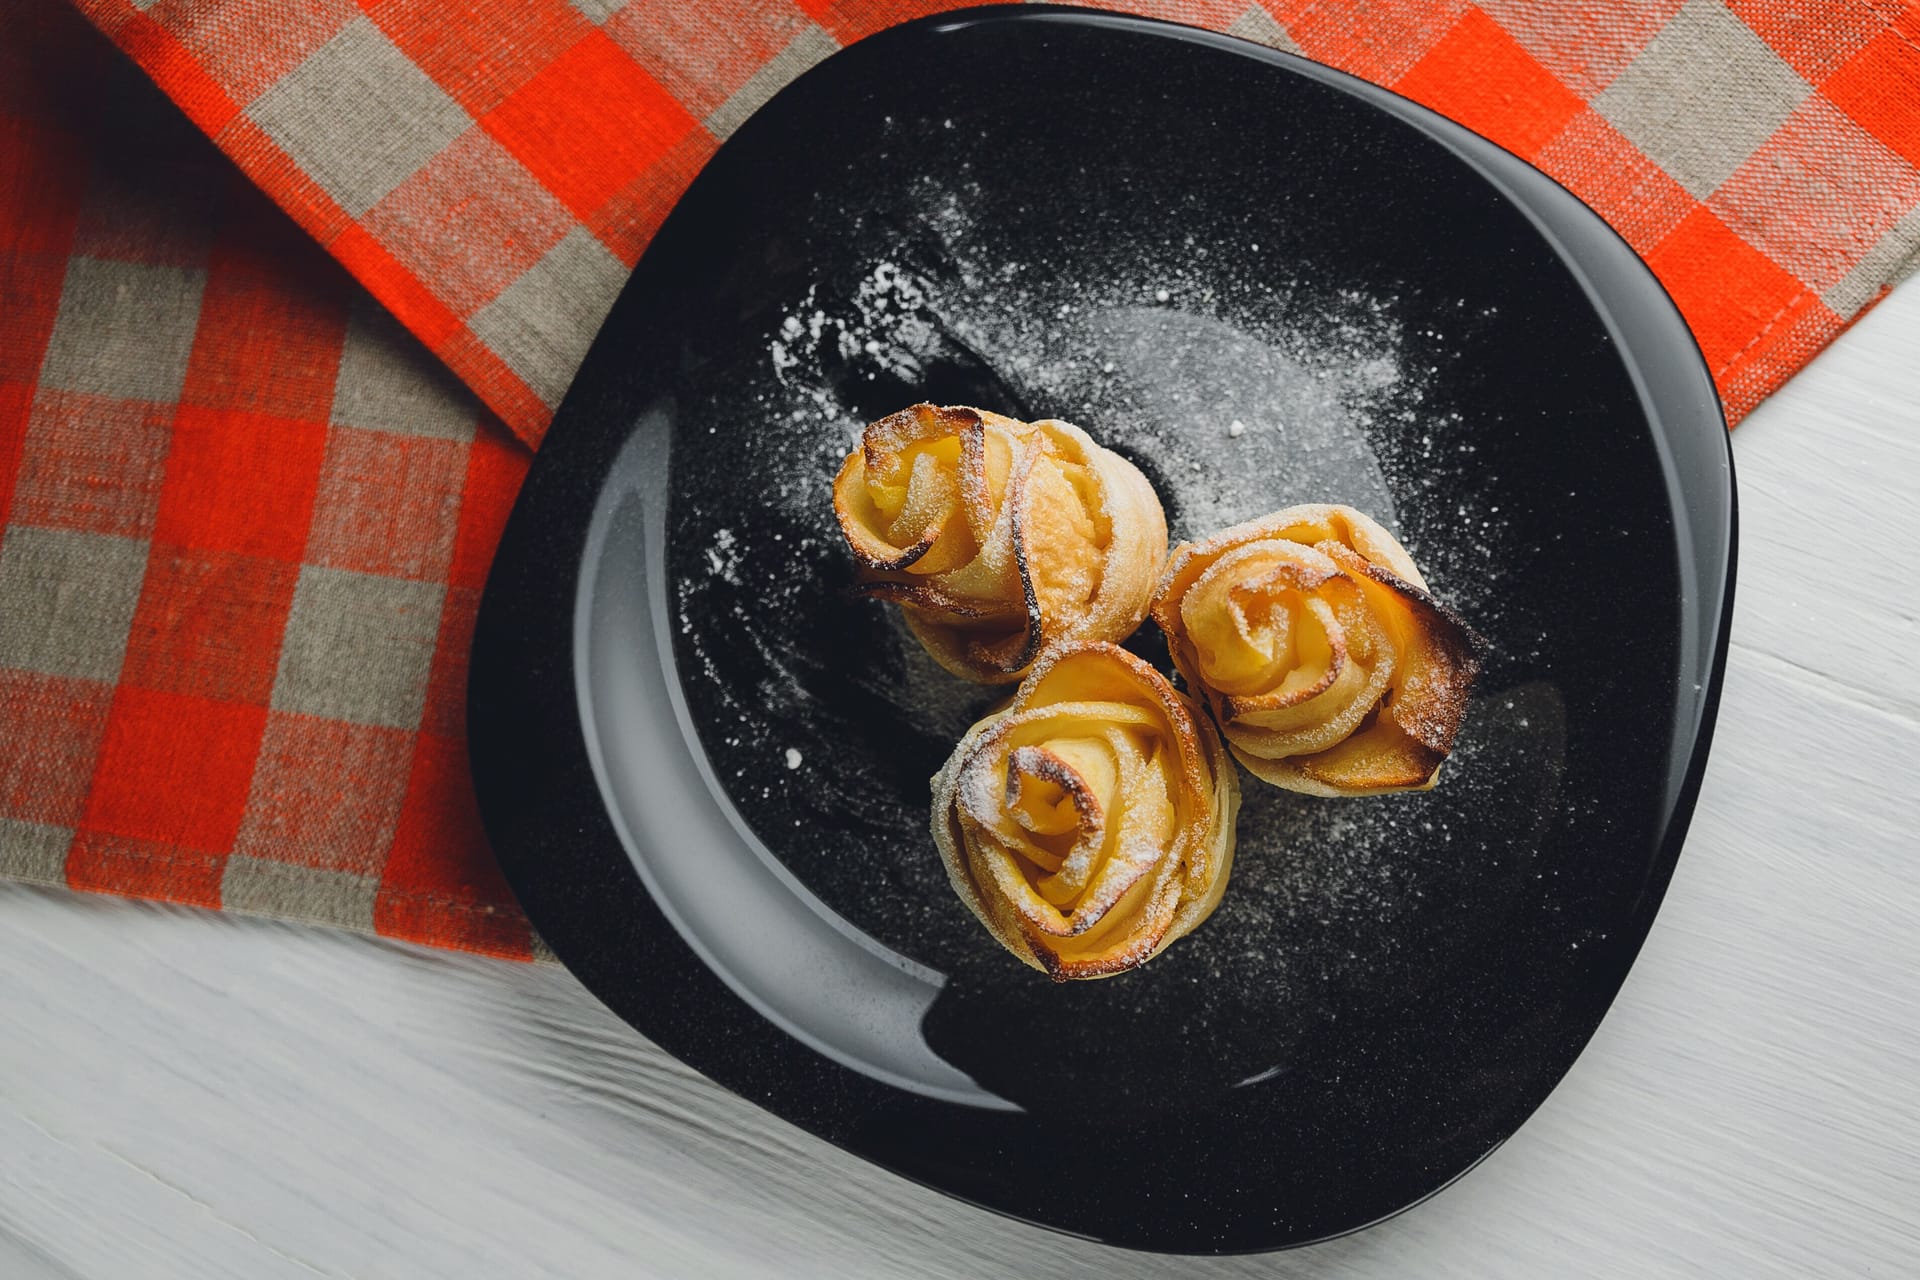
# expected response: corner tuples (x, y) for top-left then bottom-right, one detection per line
(469, 6), (1734, 1254)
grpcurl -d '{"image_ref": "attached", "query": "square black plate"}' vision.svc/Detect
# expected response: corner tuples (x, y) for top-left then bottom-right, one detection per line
(469, 6), (1734, 1253)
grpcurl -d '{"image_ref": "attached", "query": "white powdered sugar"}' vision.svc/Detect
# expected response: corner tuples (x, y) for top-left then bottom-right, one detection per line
(666, 169), (1540, 978)
(703, 527), (742, 584)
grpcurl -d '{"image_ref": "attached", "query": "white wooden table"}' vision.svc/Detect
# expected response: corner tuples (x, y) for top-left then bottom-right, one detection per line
(4, 284), (1917, 1280)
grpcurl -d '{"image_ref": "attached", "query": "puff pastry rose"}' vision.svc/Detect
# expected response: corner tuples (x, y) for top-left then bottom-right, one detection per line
(1152, 504), (1484, 797)
(930, 642), (1238, 980)
(833, 403), (1167, 683)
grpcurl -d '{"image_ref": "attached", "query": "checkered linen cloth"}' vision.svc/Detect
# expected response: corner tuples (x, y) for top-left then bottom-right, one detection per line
(2, 0), (535, 955)
(3, 0), (1917, 955)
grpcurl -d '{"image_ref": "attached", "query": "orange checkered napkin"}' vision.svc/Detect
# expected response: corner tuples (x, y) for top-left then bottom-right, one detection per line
(4, 0), (1918, 956)
(67, 0), (1920, 438)
(3, 0), (535, 957)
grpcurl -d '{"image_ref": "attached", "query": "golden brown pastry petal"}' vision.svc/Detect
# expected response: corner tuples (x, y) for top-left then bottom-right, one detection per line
(929, 642), (1239, 980)
(832, 403), (1168, 683)
(1151, 504), (1486, 797)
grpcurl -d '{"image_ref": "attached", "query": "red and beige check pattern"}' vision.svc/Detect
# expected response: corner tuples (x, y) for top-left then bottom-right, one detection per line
(2, 0), (534, 956)
(3, 0), (1918, 955)
(65, 0), (1920, 443)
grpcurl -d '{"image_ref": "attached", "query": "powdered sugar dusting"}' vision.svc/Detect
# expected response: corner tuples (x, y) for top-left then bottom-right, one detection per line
(755, 178), (1409, 547)
(956, 746), (1008, 831)
(704, 527), (742, 584)
(668, 169), (1539, 984)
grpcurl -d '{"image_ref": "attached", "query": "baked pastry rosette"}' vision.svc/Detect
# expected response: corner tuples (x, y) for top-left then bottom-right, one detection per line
(833, 403), (1167, 683)
(1152, 504), (1485, 797)
(930, 642), (1238, 980)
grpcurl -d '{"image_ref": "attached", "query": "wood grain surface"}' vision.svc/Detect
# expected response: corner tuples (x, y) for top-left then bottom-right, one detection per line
(3, 285), (1917, 1279)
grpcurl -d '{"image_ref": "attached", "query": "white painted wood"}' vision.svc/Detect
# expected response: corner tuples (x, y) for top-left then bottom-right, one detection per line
(4, 285), (1920, 1278)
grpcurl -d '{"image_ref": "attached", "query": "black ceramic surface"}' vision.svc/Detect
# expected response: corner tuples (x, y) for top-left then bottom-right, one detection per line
(469, 6), (1734, 1254)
